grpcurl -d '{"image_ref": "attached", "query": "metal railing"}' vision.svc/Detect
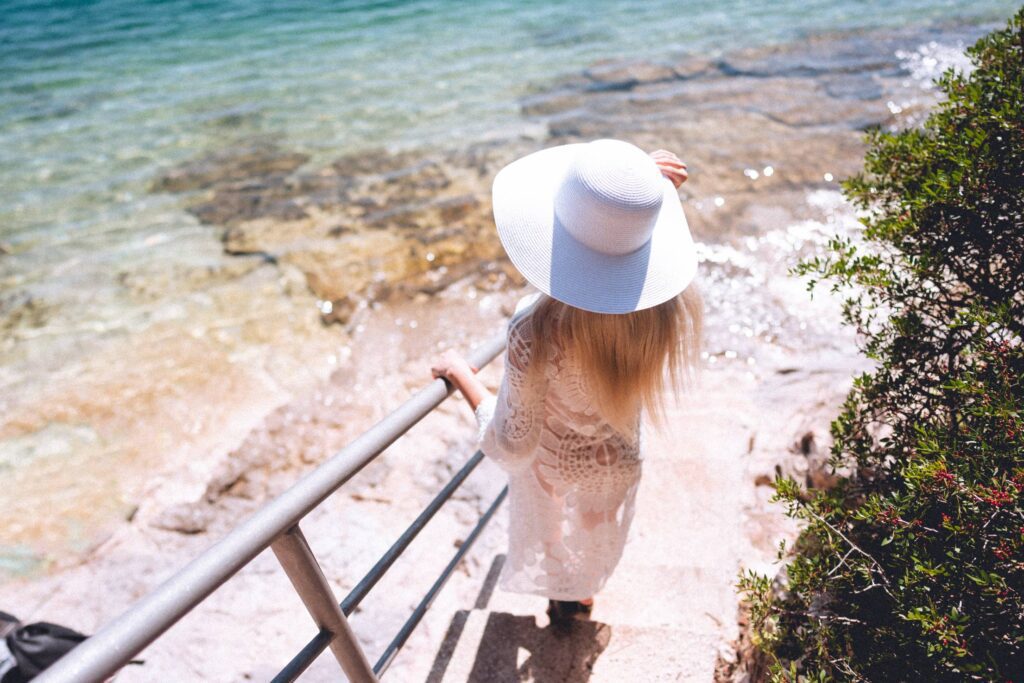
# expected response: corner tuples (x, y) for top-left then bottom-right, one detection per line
(37, 332), (508, 683)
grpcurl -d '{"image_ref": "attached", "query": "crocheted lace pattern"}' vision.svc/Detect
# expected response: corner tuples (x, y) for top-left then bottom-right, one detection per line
(475, 294), (642, 600)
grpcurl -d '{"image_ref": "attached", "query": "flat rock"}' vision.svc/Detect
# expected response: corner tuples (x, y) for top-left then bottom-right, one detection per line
(151, 142), (309, 193)
(584, 59), (679, 91)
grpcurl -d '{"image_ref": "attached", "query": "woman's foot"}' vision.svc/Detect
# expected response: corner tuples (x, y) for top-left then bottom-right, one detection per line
(546, 599), (593, 632)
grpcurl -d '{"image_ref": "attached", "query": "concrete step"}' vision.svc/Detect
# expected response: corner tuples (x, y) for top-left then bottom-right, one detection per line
(475, 567), (736, 630)
(622, 510), (745, 570)
(428, 608), (722, 682)
(591, 563), (738, 629)
(385, 373), (762, 682)
(589, 623), (723, 682)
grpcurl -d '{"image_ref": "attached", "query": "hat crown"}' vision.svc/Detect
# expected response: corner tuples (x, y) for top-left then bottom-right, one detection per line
(553, 139), (665, 256)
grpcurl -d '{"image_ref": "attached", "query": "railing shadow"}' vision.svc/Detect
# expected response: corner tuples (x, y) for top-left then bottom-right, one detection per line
(427, 555), (612, 682)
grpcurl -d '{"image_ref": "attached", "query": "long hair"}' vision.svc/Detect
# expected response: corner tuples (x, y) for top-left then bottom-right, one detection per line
(527, 284), (703, 434)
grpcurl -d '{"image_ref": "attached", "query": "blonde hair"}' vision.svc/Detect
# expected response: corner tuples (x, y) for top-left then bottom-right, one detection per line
(527, 284), (703, 433)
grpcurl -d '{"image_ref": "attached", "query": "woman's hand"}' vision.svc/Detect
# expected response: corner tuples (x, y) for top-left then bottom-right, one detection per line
(432, 349), (488, 410)
(649, 149), (688, 188)
(432, 349), (477, 382)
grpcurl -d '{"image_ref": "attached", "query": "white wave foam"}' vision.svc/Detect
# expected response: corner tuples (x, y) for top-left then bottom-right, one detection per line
(896, 40), (974, 90)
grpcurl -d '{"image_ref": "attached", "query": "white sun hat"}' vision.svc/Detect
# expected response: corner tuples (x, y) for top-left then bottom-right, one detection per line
(492, 138), (698, 314)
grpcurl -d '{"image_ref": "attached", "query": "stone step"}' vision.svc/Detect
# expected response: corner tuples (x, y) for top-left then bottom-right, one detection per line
(384, 374), (762, 681)
(589, 623), (723, 682)
(475, 572), (732, 621)
(472, 565), (738, 635)
(450, 559), (739, 631)
(622, 514), (745, 570)
(611, 454), (749, 580)
(427, 609), (722, 682)
(590, 563), (738, 629)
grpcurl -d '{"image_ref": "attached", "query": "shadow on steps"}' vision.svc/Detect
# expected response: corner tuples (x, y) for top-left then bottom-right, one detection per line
(427, 555), (613, 682)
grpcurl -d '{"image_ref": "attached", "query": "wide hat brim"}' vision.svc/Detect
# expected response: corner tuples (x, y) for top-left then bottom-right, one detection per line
(492, 143), (698, 314)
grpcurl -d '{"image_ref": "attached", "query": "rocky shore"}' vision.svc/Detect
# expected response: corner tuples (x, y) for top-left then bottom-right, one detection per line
(0, 20), (988, 680)
(140, 22), (973, 328)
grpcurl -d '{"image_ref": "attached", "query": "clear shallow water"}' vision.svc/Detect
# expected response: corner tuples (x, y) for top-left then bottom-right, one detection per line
(0, 0), (1018, 247)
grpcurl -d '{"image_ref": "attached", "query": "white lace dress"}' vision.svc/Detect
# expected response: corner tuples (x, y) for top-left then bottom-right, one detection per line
(474, 294), (643, 601)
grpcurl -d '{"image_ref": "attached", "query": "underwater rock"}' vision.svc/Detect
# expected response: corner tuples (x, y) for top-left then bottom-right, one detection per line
(164, 141), (513, 311)
(519, 90), (585, 118)
(0, 292), (54, 332)
(671, 57), (718, 80)
(822, 73), (885, 101)
(583, 59), (679, 91)
(718, 33), (903, 79)
(144, 24), (949, 324)
(151, 142), (309, 193)
(190, 179), (310, 225)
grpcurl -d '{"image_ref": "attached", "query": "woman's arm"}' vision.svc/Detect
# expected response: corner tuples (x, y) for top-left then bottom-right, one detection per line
(433, 320), (539, 474)
(435, 346), (535, 474)
(431, 349), (489, 410)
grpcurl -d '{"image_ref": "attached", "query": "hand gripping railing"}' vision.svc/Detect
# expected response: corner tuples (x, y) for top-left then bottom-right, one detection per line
(36, 331), (508, 683)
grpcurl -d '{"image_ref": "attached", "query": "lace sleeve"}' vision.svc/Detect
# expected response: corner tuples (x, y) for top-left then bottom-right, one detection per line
(474, 298), (544, 473)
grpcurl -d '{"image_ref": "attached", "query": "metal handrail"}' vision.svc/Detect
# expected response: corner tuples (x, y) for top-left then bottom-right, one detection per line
(343, 450), (490, 615)
(373, 485), (508, 676)
(272, 449), (493, 680)
(271, 630), (333, 683)
(37, 331), (508, 683)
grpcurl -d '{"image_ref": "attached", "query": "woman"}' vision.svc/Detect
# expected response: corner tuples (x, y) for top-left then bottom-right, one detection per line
(432, 139), (702, 627)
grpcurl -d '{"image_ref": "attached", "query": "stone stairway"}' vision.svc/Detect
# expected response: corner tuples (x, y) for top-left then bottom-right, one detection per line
(397, 372), (758, 682)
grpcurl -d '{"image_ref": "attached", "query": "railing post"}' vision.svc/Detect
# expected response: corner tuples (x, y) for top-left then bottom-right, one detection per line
(271, 525), (377, 683)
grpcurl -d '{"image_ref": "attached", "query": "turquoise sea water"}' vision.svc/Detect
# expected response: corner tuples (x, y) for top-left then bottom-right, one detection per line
(0, 0), (1019, 250)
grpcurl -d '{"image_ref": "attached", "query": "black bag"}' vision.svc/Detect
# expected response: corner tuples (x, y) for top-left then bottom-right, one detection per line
(0, 612), (142, 682)
(2, 621), (86, 683)
(0, 612), (17, 640)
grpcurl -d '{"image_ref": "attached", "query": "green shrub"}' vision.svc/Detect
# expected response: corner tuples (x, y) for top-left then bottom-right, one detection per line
(741, 10), (1024, 681)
